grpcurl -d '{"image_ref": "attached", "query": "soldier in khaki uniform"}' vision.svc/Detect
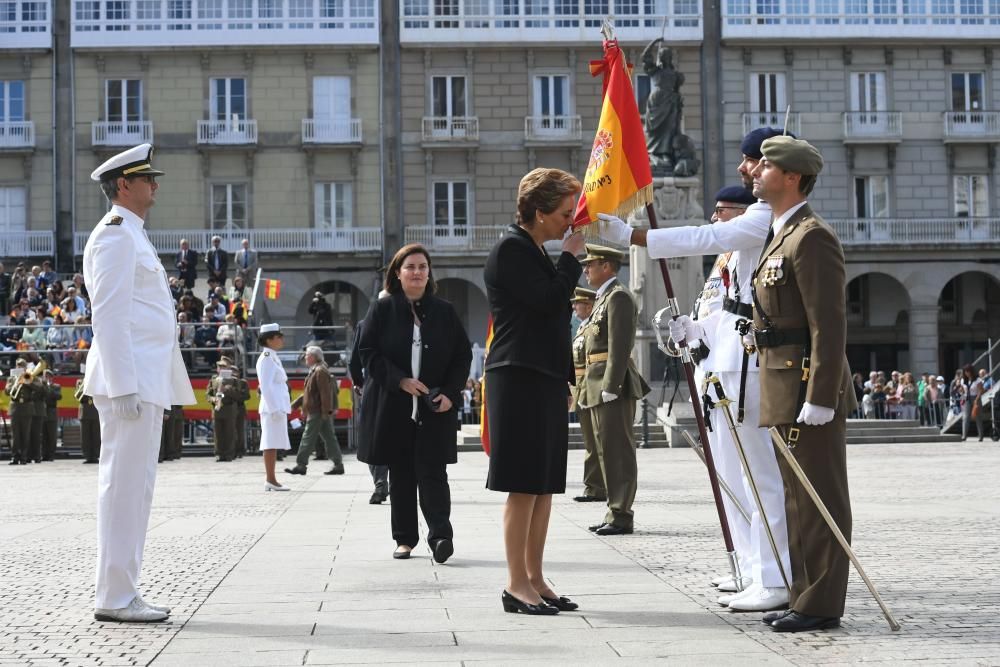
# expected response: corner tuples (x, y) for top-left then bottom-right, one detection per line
(206, 359), (238, 462)
(75, 378), (101, 464)
(233, 368), (250, 458)
(41, 370), (61, 461)
(4, 358), (32, 465)
(167, 405), (184, 460)
(569, 287), (605, 504)
(747, 136), (857, 633)
(577, 245), (650, 535)
(27, 366), (45, 463)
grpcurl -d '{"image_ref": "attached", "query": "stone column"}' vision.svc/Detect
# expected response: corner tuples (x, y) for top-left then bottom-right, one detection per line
(908, 303), (940, 375)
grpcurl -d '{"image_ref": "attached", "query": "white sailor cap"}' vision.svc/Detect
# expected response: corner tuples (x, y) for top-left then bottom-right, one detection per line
(90, 143), (165, 182)
(260, 323), (282, 335)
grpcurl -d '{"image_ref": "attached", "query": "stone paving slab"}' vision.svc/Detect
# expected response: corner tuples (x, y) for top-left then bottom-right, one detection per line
(1, 441), (999, 665)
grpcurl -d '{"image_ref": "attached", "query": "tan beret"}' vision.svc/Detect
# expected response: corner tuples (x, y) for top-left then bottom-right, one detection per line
(760, 136), (824, 176)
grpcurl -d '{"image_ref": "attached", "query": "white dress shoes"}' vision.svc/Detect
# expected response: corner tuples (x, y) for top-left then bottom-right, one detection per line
(716, 576), (753, 593)
(728, 586), (790, 612)
(138, 596), (171, 614)
(710, 574), (730, 587)
(94, 596), (168, 623)
(718, 582), (761, 607)
(264, 482), (290, 492)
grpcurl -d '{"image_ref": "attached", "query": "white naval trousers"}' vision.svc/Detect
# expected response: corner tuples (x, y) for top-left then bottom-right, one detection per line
(93, 396), (165, 610)
(712, 371), (791, 589)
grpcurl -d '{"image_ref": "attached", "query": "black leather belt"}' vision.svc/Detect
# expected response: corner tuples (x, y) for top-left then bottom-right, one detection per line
(722, 297), (753, 318)
(753, 327), (809, 349)
(690, 343), (710, 364)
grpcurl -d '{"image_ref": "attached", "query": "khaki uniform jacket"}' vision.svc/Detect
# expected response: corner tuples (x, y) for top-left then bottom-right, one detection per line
(752, 204), (858, 425)
(577, 279), (650, 409)
(206, 375), (238, 415)
(571, 319), (588, 408)
(4, 376), (32, 416)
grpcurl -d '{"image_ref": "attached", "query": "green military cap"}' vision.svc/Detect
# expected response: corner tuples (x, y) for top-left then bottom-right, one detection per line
(760, 135), (824, 176)
(580, 244), (626, 264)
(218, 355), (234, 366)
(570, 287), (598, 303)
(15, 358), (27, 367)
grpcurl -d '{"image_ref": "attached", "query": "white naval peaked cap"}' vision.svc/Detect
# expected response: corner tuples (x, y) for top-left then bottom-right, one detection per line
(90, 143), (165, 182)
(260, 323), (282, 334)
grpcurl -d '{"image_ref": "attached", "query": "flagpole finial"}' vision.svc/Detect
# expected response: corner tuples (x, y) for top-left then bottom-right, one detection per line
(601, 17), (615, 41)
(783, 105), (792, 135)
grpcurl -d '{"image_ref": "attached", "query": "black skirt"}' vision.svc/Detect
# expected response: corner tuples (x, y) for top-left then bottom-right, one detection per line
(485, 365), (568, 495)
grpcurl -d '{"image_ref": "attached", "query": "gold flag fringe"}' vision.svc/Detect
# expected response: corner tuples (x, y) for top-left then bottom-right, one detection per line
(581, 182), (654, 242)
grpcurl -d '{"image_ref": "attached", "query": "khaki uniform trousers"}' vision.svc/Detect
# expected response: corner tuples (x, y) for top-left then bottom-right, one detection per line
(593, 397), (638, 529)
(577, 407), (606, 500)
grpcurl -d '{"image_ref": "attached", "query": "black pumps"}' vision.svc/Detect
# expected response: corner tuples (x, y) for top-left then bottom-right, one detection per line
(501, 590), (559, 615)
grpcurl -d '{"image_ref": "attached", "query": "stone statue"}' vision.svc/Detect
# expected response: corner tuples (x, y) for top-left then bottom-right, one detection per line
(670, 134), (701, 177)
(642, 38), (684, 176)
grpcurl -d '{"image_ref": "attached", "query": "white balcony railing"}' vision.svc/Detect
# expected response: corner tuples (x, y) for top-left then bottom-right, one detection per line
(943, 111), (1000, 142)
(0, 0), (51, 48)
(525, 115), (583, 142)
(404, 225), (506, 253)
(302, 118), (362, 144)
(401, 0), (702, 43)
(723, 0), (999, 39)
(197, 119), (258, 145)
(71, 0), (378, 48)
(829, 218), (1000, 246)
(843, 112), (903, 142)
(0, 121), (36, 149)
(742, 112), (801, 137)
(0, 231), (55, 257)
(91, 120), (155, 146)
(422, 117), (479, 142)
(74, 227), (382, 256)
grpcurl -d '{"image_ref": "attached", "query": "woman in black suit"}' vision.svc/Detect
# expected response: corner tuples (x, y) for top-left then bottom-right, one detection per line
(358, 244), (472, 562)
(484, 168), (586, 615)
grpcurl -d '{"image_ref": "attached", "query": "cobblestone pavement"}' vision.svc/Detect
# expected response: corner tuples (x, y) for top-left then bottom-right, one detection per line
(0, 441), (997, 666)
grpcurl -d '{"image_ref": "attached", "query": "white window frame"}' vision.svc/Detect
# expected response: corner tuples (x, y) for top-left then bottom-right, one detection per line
(431, 180), (470, 240)
(314, 182), (353, 229)
(0, 80), (26, 122)
(854, 175), (890, 218)
(0, 186), (27, 233)
(209, 77), (247, 123)
(850, 71), (887, 113)
(104, 79), (143, 122)
(951, 71), (985, 112)
(211, 183), (249, 230)
(429, 74), (467, 119)
(953, 174), (989, 218)
(749, 72), (786, 113)
(311, 75), (352, 141)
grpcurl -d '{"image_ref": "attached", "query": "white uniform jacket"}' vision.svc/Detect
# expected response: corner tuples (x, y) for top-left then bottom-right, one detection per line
(256, 349), (291, 415)
(648, 202), (771, 373)
(82, 205), (195, 408)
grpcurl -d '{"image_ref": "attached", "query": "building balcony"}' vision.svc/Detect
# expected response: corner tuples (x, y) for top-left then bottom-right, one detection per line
(422, 117), (479, 143)
(0, 121), (35, 150)
(742, 112), (800, 137)
(74, 227), (382, 256)
(722, 0), (999, 39)
(0, 231), (55, 258)
(400, 0), (702, 43)
(525, 115), (582, 143)
(70, 0), (378, 48)
(942, 111), (1000, 143)
(302, 118), (362, 145)
(197, 119), (258, 145)
(0, 0), (51, 48)
(403, 225), (506, 253)
(830, 218), (1000, 247)
(91, 120), (155, 147)
(842, 112), (902, 143)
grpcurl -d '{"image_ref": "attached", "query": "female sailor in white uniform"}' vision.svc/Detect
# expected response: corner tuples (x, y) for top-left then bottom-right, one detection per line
(256, 323), (292, 491)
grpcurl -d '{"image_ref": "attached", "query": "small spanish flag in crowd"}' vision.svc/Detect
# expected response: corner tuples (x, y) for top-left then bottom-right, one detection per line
(49, 305), (62, 317)
(264, 279), (281, 300)
(573, 38), (653, 232)
(479, 315), (494, 456)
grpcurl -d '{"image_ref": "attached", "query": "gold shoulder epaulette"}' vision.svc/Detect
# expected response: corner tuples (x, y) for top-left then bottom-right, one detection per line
(106, 216), (123, 226)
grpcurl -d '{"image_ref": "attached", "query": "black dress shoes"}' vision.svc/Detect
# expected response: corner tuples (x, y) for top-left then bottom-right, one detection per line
(541, 595), (579, 611)
(369, 490), (387, 504)
(573, 495), (606, 502)
(392, 547), (411, 560)
(430, 538), (454, 564)
(762, 609), (793, 625)
(501, 590), (559, 615)
(594, 523), (633, 536)
(770, 611), (841, 632)
(323, 465), (345, 475)
(588, 523), (605, 532)
(285, 466), (307, 475)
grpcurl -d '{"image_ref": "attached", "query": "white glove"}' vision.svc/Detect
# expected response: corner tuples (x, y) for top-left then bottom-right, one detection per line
(667, 318), (688, 345)
(596, 213), (634, 247)
(601, 391), (618, 403)
(112, 393), (142, 420)
(667, 315), (704, 346)
(796, 402), (835, 426)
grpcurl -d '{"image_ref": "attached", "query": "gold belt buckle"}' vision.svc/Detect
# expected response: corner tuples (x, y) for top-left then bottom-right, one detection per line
(787, 426), (800, 448)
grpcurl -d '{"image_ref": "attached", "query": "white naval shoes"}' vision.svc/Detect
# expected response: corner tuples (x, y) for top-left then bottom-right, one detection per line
(264, 482), (290, 492)
(710, 574), (729, 587)
(138, 596), (171, 614)
(718, 582), (761, 607)
(716, 576), (753, 593)
(727, 586), (789, 612)
(94, 596), (168, 623)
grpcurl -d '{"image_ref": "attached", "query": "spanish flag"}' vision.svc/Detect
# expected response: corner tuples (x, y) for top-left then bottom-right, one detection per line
(263, 279), (281, 300)
(573, 39), (653, 232)
(479, 316), (494, 456)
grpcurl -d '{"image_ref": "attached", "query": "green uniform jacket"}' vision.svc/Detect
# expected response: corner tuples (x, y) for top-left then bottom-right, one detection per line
(577, 279), (650, 409)
(45, 383), (61, 418)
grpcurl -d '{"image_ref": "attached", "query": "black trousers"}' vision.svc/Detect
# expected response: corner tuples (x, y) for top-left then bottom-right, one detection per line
(388, 426), (452, 548)
(370, 464), (388, 491)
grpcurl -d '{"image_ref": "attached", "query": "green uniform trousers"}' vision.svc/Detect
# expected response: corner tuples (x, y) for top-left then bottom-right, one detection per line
(29, 414), (43, 463)
(80, 418), (101, 462)
(577, 408), (607, 500)
(593, 397), (638, 529)
(213, 408), (236, 460)
(170, 413), (184, 459)
(296, 413), (342, 469)
(43, 416), (58, 460)
(10, 412), (31, 462)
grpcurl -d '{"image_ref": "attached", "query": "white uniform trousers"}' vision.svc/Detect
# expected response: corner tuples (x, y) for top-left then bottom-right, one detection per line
(707, 395), (755, 579)
(715, 370), (791, 589)
(93, 396), (165, 610)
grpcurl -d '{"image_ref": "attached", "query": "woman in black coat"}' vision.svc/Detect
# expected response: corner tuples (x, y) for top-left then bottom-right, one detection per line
(357, 244), (472, 562)
(484, 168), (586, 615)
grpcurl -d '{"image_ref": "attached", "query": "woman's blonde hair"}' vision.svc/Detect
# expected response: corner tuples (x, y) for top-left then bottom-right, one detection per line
(516, 168), (582, 227)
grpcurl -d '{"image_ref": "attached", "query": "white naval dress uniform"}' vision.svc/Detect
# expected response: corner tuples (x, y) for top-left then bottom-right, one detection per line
(256, 349), (291, 450)
(649, 202), (792, 590)
(83, 204), (195, 610)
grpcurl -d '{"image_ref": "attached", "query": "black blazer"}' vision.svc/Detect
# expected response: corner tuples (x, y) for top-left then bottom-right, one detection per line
(206, 247), (229, 276)
(175, 249), (199, 280)
(348, 321), (364, 388)
(357, 291), (472, 466)
(484, 224), (582, 384)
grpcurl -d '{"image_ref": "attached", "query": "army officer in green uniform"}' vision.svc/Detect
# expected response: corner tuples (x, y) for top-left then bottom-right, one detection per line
(4, 358), (33, 465)
(206, 359), (238, 462)
(570, 287), (605, 504)
(75, 377), (101, 463)
(42, 370), (62, 461)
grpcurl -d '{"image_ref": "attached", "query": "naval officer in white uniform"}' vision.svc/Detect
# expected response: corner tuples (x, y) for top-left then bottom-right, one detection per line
(597, 128), (793, 614)
(84, 144), (196, 623)
(256, 323), (292, 491)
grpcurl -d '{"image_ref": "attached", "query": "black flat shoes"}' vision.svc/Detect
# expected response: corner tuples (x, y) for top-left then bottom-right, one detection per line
(541, 595), (579, 611)
(501, 590), (559, 615)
